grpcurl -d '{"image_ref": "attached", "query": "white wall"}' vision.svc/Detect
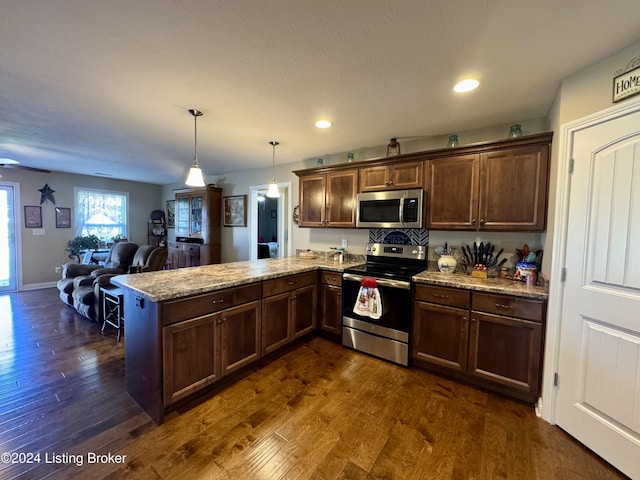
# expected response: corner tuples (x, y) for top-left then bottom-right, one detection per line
(543, 39), (640, 274)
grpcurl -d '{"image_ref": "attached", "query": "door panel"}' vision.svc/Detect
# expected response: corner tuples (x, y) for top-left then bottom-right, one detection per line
(556, 105), (640, 479)
(0, 184), (17, 292)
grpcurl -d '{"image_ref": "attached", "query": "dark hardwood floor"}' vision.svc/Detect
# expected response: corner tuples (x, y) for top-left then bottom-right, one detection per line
(0, 288), (627, 480)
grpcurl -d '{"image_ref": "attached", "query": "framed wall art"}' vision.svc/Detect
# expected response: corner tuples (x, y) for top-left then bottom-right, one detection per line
(223, 195), (247, 227)
(24, 205), (42, 228)
(166, 200), (175, 228)
(55, 207), (71, 228)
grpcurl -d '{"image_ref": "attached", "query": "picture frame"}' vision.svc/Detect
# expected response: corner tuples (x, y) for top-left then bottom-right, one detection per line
(223, 195), (247, 227)
(55, 207), (71, 228)
(24, 205), (42, 228)
(166, 200), (175, 228)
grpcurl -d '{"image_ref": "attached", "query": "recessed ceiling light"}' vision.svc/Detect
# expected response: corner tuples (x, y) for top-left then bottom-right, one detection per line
(453, 79), (480, 93)
(315, 120), (332, 129)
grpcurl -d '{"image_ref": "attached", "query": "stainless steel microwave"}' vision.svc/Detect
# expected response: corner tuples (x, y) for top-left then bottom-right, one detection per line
(355, 189), (424, 228)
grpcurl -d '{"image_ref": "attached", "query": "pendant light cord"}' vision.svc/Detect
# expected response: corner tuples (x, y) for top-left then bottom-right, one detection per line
(270, 141), (279, 181)
(193, 113), (199, 166)
(189, 109), (203, 167)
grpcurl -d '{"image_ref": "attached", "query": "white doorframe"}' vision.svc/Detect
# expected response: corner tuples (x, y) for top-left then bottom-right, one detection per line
(541, 95), (640, 423)
(248, 181), (292, 261)
(0, 181), (22, 292)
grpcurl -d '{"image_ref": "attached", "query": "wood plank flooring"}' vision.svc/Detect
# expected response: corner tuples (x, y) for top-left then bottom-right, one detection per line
(0, 288), (628, 479)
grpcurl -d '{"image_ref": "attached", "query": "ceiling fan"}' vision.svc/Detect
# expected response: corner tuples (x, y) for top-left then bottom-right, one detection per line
(0, 158), (50, 173)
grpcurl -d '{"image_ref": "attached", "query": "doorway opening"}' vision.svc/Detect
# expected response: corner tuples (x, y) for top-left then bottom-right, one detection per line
(248, 182), (292, 261)
(0, 183), (20, 292)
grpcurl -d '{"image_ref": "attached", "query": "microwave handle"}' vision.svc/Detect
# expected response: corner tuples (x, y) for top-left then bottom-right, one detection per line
(399, 195), (405, 224)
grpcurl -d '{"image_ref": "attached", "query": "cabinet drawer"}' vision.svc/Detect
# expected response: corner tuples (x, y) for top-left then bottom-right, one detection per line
(161, 283), (261, 325)
(263, 271), (317, 297)
(321, 271), (342, 287)
(169, 242), (201, 256)
(472, 292), (545, 322)
(414, 284), (470, 309)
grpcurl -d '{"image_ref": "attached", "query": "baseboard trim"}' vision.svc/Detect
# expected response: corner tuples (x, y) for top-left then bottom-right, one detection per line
(21, 281), (58, 291)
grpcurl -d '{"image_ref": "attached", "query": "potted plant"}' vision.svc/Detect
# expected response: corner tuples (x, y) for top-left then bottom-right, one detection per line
(111, 234), (127, 243)
(66, 234), (100, 261)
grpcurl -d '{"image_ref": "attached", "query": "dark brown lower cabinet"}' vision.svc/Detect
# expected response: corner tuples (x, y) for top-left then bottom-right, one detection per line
(161, 283), (261, 407)
(163, 313), (219, 406)
(413, 301), (468, 371)
(262, 292), (291, 354)
(262, 271), (317, 355)
(320, 271), (342, 336)
(220, 301), (261, 376)
(412, 284), (545, 402)
(468, 312), (542, 394)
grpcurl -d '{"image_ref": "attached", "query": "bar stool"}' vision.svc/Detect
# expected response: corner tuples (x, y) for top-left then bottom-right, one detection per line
(102, 286), (124, 341)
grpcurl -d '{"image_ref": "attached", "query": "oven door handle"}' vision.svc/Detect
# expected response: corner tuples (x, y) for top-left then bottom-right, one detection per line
(343, 273), (411, 290)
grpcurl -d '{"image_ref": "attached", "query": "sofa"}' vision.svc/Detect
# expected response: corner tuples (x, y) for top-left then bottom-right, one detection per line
(71, 245), (168, 323)
(57, 241), (138, 306)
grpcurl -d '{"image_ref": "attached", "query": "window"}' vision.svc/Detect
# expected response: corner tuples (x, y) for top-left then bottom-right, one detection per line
(74, 187), (128, 241)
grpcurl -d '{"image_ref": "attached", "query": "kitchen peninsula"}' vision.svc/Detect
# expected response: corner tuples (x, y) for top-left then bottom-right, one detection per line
(112, 257), (548, 422)
(111, 256), (363, 423)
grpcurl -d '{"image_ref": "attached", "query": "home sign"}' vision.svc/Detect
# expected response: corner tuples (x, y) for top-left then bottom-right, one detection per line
(613, 55), (640, 103)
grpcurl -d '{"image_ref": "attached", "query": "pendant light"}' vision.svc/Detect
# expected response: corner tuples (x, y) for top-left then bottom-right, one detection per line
(185, 109), (206, 187)
(266, 140), (280, 198)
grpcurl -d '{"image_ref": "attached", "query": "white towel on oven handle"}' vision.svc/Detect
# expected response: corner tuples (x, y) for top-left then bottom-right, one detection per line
(352, 286), (382, 320)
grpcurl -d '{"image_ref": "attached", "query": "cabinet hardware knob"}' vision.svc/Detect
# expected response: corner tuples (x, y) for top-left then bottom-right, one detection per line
(212, 299), (226, 304)
(471, 317), (477, 323)
(479, 218), (486, 225)
(494, 303), (512, 310)
(216, 319), (222, 324)
(389, 180), (394, 185)
(433, 293), (449, 299)
(471, 218), (476, 225)
(288, 281), (295, 285)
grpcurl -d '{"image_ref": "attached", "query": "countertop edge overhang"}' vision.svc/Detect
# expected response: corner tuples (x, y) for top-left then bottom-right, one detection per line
(110, 257), (363, 302)
(110, 257), (549, 303)
(412, 271), (549, 300)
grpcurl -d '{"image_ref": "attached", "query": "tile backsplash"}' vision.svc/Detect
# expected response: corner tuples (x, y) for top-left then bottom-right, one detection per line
(368, 228), (429, 246)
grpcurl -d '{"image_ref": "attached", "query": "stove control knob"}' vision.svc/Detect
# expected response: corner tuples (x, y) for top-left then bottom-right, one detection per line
(412, 249), (418, 255)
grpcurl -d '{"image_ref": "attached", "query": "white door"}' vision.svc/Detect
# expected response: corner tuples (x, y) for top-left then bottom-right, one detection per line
(0, 184), (18, 292)
(555, 104), (640, 479)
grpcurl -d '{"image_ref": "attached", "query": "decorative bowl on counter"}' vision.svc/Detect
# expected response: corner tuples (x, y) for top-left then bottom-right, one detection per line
(299, 251), (318, 260)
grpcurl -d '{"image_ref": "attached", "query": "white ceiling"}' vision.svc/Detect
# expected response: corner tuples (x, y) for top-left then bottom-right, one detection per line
(2, 1), (640, 185)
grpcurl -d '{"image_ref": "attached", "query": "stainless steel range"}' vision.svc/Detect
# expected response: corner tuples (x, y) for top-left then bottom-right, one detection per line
(341, 242), (427, 366)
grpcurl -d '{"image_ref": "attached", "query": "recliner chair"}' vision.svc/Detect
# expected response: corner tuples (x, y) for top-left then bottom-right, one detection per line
(57, 241), (138, 307)
(71, 245), (168, 322)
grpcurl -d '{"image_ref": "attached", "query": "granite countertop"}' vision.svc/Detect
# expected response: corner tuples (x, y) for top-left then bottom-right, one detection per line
(112, 256), (548, 303)
(412, 270), (548, 300)
(111, 257), (364, 302)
